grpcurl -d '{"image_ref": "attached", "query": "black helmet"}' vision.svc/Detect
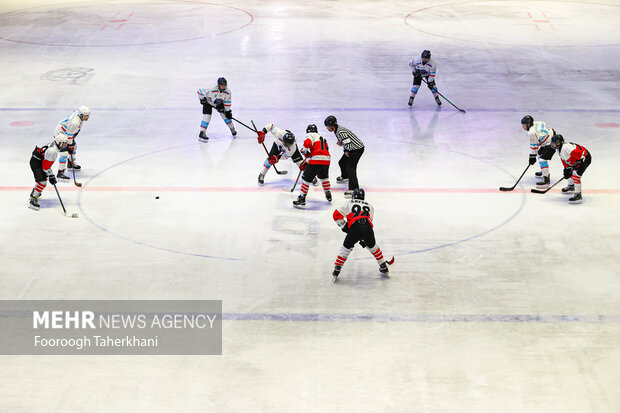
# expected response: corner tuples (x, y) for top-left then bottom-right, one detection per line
(421, 50), (431, 59)
(217, 77), (227, 86)
(283, 130), (295, 146)
(352, 188), (365, 200)
(306, 124), (318, 133)
(324, 115), (337, 128)
(550, 134), (564, 149)
(521, 115), (534, 128)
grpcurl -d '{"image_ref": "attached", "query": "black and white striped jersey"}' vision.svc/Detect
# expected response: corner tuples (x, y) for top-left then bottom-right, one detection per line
(335, 126), (364, 151)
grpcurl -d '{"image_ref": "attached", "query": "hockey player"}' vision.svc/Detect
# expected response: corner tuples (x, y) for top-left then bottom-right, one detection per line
(409, 50), (441, 107)
(331, 188), (391, 282)
(324, 115), (365, 198)
(521, 115), (556, 187)
(292, 125), (332, 208)
(55, 106), (90, 180)
(550, 134), (591, 204)
(256, 123), (304, 185)
(29, 134), (68, 210)
(197, 77), (237, 141)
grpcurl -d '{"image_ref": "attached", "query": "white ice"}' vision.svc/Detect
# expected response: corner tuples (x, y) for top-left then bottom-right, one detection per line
(1, 0), (620, 411)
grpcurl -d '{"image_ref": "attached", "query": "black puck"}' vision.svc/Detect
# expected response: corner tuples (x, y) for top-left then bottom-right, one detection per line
(155, 196), (159, 199)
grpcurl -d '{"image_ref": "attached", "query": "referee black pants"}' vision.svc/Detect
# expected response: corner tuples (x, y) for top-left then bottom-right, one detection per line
(338, 147), (364, 190)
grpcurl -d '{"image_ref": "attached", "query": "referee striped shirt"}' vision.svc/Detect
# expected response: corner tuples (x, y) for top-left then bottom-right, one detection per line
(335, 126), (364, 151)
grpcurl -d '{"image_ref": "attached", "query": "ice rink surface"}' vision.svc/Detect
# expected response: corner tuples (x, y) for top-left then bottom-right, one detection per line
(1, 0), (620, 411)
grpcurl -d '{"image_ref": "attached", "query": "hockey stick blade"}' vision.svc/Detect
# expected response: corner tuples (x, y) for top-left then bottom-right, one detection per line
(531, 177), (564, 194)
(499, 186), (514, 192)
(387, 256), (395, 265)
(276, 170), (288, 175)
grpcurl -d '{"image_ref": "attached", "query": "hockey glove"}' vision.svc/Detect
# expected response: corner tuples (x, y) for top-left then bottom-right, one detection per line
(225, 110), (232, 120)
(68, 144), (76, 155)
(268, 155), (279, 165)
(48, 174), (57, 185)
(299, 161), (308, 171)
(359, 240), (367, 248)
(563, 167), (573, 179)
(200, 98), (207, 105)
(529, 154), (537, 165)
(257, 131), (266, 144)
(214, 99), (225, 112)
(427, 81), (436, 90)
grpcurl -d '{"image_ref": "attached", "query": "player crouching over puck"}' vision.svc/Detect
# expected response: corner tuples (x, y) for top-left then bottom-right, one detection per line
(29, 134), (67, 210)
(256, 123), (304, 185)
(550, 134), (592, 204)
(331, 188), (393, 282)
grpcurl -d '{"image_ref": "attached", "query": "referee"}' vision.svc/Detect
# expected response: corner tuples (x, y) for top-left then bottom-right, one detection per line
(324, 115), (364, 197)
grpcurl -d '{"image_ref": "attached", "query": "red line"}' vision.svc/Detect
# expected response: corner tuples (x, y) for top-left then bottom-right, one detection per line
(4, 187), (620, 194)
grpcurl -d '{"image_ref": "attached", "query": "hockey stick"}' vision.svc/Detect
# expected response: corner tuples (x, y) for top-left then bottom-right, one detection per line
(53, 183), (79, 218)
(70, 155), (82, 187)
(499, 164), (530, 191)
(531, 177), (564, 194)
(231, 116), (255, 132)
(387, 257), (395, 265)
(422, 78), (466, 113)
(290, 169), (302, 192)
(251, 120), (287, 175)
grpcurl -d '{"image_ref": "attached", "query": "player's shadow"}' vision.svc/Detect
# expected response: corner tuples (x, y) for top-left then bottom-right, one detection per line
(408, 109), (440, 141)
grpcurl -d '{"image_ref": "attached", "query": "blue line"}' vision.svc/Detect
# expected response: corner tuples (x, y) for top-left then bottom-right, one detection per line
(2, 107), (620, 113)
(222, 313), (620, 323)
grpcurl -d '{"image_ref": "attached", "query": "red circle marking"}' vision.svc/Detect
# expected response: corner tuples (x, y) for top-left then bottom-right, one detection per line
(0, 0), (254, 47)
(595, 122), (620, 128)
(10, 121), (35, 126)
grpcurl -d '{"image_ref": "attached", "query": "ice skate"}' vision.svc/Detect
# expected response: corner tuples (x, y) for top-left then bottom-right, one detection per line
(336, 176), (348, 184)
(535, 176), (550, 188)
(379, 262), (390, 278)
(231, 128), (237, 138)
(344, 190), (353, 199)
(258, 173), (265, 185)
(57, 170), (70, 180)
(332, 265), (341, 283)
(293, 194), (306, 208)
(561, 184), (575, 194)
(198, 130), (209, 142)
(435, 96), (442, 106)
(325, 190), (332, 202)
(67, 160), (81, 170)
(28, 192), (40, 211)
(569, 193), (583, 204)
(408, 96), (414, 107)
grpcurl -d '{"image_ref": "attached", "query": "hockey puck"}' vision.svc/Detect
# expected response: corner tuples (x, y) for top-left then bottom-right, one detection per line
(71, 213), (79, 218)
(155, 196), (159, 199)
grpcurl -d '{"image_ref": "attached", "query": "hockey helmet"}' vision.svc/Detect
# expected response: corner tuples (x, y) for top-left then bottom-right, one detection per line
(352, 188), (365, 200)
(421, 50), (431, 60)
(78, 106), (90, 120)
(306, 124), (318, 133)
(550, 134), (564, 149)
(521, 115), (534, 128)
(283, 130), (295, 147)
(55, 134), (69, 148)
(324, 115), (337, 128)
(217, 77), (227, 86)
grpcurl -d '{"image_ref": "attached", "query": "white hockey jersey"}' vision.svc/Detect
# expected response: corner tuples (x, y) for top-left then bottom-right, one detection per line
(409, 57), (437, 80)
(264, 124), (299, 160)
(32, 141), (61, 175)
(197, 85), (232, 110)
(527, 121), (554, 154)
(333, 199), (376, 229)
(54, 110), (84, 144)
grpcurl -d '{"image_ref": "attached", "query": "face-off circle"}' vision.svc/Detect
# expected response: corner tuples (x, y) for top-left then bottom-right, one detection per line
(405, 1), (620, 47)
(0, 0), (253, 47)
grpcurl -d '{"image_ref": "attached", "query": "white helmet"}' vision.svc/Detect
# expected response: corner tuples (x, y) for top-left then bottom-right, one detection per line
(55, 134), (69, 147)
(78, 106), (90, 117)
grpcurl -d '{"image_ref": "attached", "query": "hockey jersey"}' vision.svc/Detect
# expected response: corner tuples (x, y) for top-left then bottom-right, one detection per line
(54, 110), (84, 144)
(409, 57), (437, 80)
(527, 121), (554, 154)
(333, 199), (375, 229)
(32, 141), (61, 175)
(263, 124), (299, 160)
(558, 142), (588, 168)
(302, 132), (330, 165)
(197, 85), (232, 110)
